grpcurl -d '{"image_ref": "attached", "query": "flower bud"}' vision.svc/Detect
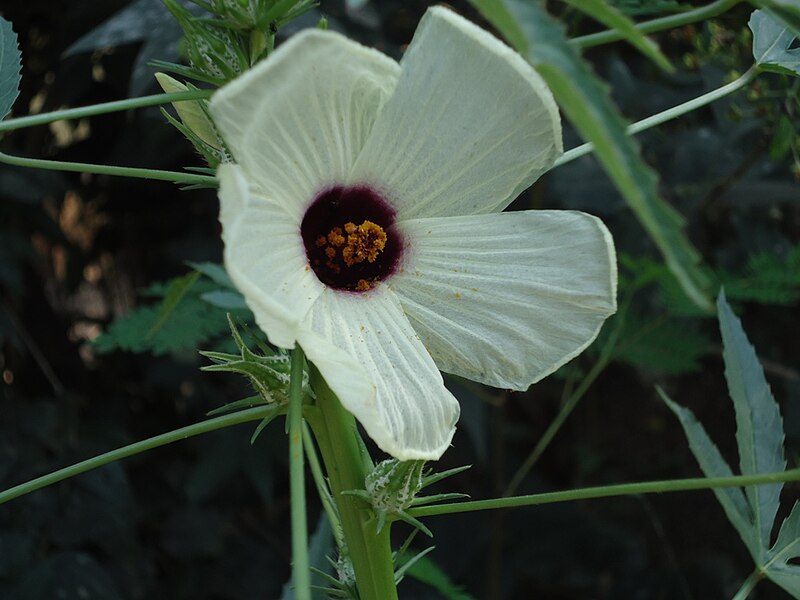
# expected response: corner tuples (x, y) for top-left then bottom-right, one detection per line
(155, 73), (224, 150)
(365, 459), (425, 514)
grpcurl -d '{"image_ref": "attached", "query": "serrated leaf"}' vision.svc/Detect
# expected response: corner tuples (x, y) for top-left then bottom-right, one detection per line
(664, 291), (800, 597)
(614, 314), (710, 374)
(147, 270), (201, 339)
(750, 9), (800, 76)
(752, 0), (800, 39)
(0, 17), (22, 120)
(94, 299), (230, 355)
(562, 0), (673, 72)
(721, 246), (800, 306)
(718, 291), (786, 552)
(660, 389), (759, 558)
(93, 276), (244, 355)
(469, 0), (713, 312)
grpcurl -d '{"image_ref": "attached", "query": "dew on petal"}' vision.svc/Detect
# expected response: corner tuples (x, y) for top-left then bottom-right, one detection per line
(301, 186), (403, 292)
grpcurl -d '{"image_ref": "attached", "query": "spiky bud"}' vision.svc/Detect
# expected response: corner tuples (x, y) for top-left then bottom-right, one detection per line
(365, 459), (425, 514)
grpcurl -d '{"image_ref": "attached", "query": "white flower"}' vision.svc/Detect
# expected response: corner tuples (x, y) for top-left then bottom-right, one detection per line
(209, 6), (617, 461)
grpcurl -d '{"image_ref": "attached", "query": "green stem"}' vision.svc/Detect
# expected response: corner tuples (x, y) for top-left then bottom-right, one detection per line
(730, 570), (763, 600)
(555, 66), (758, 167)
(288, 347), (311, 600)
(0, 406), (273, 505)
(571, 0), (743, 49)
(307, 368), (398, 600)
(504, 291), (633, 496)
(0, 90), (214, 133)
(504, 346), (615, 496)
(303, 421), (344, 549)
(0, 151), (217, 186)
(408, 468), (800, 518)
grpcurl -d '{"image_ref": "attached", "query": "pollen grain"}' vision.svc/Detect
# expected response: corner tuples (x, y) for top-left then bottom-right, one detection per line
(342, 220), (387, 266)
(315, 220), (388, 285)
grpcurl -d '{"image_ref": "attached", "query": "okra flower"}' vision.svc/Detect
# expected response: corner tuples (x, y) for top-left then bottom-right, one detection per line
(210, 7), (617, 460)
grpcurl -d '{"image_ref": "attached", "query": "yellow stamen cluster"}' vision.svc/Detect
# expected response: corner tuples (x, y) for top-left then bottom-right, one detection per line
(342, 221), (387, 266)
(314, 220), (388, 290)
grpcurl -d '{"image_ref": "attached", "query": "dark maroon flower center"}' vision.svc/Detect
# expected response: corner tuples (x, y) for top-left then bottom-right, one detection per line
(301, 185), (402, 292)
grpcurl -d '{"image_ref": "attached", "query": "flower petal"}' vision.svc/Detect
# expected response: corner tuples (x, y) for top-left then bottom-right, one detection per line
(219, 164), (324, 348)
(210, 29), (400, 212)
(302, 287), (460, 460)
(390, 211), (617, 389)
(347, 6), (562, 220)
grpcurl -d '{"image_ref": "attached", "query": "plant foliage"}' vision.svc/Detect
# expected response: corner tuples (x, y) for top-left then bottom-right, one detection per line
(751, 9), (800, 76)
(0, 17), (21, 120)
(662, 292), (799, 598)
(468, 0), (713, 312)
(94, 264), (250, 355)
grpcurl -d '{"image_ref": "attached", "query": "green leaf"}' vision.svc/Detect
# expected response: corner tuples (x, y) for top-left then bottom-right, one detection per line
(469, 0), (713, 312)
(94, 276), (246, 355)
(187, 261), (235, 288)
(751, 0), (800, 39)
(0, 17), (22, 120)
(613, 314), (710, 374)
(663, 291), (800, 597)
(770, 115), (796, 158)
(94, 296), (230, 355)
(750, 9), (800, 76)
(660, 389), (759, 558)
(766, 501), (800, 596)
(718, 291), (786, 552)
(721, 245), (800, 306)
(146, 270), (201, 339)
(562, 0), (673, 72)
(405, 554), (477, 600)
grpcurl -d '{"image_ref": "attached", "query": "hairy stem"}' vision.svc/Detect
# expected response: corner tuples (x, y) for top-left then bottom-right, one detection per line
(505, 291), (633, 496)
(0, 405), (274, 505)
(572, 0), (744, 49)
(555, 67), (758, 167)
(408, 468), (800, 518)
(303, 421), (344, 548)
(0, 152), (217, 185)
(288, 347), (311, 600)
(0, 90), (214, 133)
(307, 368), (398, 600)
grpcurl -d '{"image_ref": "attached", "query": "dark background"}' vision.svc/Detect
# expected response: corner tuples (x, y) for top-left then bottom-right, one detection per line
(1, 0), (799, 598)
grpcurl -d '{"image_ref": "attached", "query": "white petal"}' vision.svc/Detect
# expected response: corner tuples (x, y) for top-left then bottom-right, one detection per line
(296, 327), (378, 423)
(210, 29), (400, 213)
(347, 6), (562, 219)
(390, 211), (617, 389)
(219, 164), (324, 349)
(302, 287), (460, 461)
